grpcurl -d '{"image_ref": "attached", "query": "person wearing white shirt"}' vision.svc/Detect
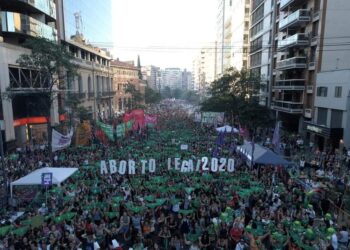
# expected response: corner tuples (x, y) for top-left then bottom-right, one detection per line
(331, 232), (338, 250)
(338, 226), (349, 248)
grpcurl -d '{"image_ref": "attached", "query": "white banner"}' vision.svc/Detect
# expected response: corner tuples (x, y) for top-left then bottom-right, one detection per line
(51, 128), (73, 152)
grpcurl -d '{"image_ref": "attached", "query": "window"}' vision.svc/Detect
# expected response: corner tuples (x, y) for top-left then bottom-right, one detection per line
(316, 87), (327, 97)
(331, 109), (343, 128)
(335, 86), (342, 98)
(88, 76), (92, 93)
(250, 20), (263, 37)
(78, 75), (83, 93)
(317, 108), (327, 126)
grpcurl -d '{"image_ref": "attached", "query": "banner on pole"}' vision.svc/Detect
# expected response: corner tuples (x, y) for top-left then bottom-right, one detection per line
(52, 128), (73, 152)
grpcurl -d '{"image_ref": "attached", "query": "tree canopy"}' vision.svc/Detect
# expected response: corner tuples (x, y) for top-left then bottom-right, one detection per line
(201, 68), (273, 132)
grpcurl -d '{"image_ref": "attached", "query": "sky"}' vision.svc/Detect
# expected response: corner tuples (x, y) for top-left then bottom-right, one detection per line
(111, 0), (217, 70)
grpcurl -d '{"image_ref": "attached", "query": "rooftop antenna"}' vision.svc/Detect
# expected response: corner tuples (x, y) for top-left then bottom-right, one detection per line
(74, 12), (82, 36)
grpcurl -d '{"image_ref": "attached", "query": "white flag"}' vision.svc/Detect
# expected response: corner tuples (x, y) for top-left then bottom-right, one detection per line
(51, 128), (73, 152)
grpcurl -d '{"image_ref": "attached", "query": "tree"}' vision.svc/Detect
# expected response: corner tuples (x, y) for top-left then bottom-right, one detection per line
(125, 82), (143, 109)
(13, 37), (77, 157)
(201, 68), (273, 133)
(144, 86), (161, 104)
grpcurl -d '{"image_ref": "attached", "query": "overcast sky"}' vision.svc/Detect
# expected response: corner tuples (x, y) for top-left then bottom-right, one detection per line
(112, 0), (217, 70)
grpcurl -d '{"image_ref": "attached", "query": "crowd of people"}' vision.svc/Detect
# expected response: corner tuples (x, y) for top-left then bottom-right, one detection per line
(0, 104), (349, 250)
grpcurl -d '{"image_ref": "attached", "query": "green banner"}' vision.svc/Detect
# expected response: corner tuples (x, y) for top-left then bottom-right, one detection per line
(96, 121), (114, 141)
(116, 124), (126, 138)
(126, 120), (134, 130)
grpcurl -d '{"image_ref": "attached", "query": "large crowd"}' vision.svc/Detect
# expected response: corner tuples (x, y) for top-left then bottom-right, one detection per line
(0, 104), (349, 250)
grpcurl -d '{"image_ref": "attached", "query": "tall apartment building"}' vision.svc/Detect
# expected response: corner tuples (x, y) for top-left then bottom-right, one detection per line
(192, 47), (217, 96)
(269, 0), (350, 150)
(249, 0), (275, 107)
(271, 0), (322, 133)
(141, 65), (161, 90)
(216, 0), (250, 79)
(161, 68), (183, 90)
(306, 0), (350, 150)
(181, 69), (192, 91)
(0, 0), (58, 149)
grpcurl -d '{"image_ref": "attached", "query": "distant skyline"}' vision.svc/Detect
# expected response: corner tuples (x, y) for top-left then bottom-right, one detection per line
(110, 0), (217, 70)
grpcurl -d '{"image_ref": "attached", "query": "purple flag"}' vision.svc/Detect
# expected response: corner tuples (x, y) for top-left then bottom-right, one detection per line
(272, 121), (281, 154)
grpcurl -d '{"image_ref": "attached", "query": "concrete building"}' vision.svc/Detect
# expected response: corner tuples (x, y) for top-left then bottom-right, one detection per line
(216, 0), (250, 79)
(249, 0), (275, 107)
(305, 0), (350, 150)
(181, 69), (192, 91)
(0, 0), (58, 149)
(111, 60), (145, 112)
(161, 68), (183, 90)
(56, 0), (114, 120)
(141, 65), (160, 90)
(192, 47), (217, 96)
(271, 0), (324, 134)
(268, 0), (350, 151)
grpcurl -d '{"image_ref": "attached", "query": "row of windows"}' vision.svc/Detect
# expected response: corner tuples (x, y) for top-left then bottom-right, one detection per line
(250, 52), (262, 67)
(71, 75), (113, 94)
(252, 4), (264, 25)
(317, 108), (343, 128)
(251, 20), (263, 38)
(316, 86), (342, 98)
(69, 45), (109, 66)
(115, 70), (138, 77)
(250, 36), (263, 53)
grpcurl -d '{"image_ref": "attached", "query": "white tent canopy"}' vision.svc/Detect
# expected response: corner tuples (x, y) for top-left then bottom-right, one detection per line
(10, 167), (78, 197)
(216, 125), (239, 133)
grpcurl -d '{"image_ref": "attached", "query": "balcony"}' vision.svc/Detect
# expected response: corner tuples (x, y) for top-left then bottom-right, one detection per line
(0, 0), (56, 20)
(277, 33), (309, 51)
(306, 85), (313, 94)
(98, 91), (116, 98)
(1, 12), (57, 41)
(304, 109), (312, 118)
(276, 56), (307, 70)
(279, 10), (310, 31)
(280, 0), (305, 12)
(273, 79), (305, 90)
(88, 92), (95, 98)
(271, 101), (304, 114)
(19, 0), (56, 19)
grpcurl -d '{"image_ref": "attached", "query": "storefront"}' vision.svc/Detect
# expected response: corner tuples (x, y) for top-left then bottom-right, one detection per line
(304, 122), (343, 151)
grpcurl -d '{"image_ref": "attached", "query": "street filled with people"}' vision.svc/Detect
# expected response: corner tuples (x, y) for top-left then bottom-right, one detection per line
(0, 102), (349, 250)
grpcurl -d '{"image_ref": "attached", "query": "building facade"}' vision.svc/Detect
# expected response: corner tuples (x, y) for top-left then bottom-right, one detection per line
(141, 65), (161, 90)
(56, 0), (114, 120)
(192, 47), (216, 96)
(271, 0), (323, 134)
(216, 0), (250, 79)
(0, 0), (58, 149)
(161, 68), (183, 90)
(111, 60), (145, 112)
(249, 0), (275, 107)
(306, 0), (350, 150)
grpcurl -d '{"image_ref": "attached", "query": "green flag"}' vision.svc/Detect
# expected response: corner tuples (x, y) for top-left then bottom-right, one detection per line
(116, 123), (126, 138)
(96, 120), (114, 141)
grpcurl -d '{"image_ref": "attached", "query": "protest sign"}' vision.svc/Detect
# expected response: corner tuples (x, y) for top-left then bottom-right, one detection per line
(201, 112), (224, 125)
(100, 157), (235, 175)
(52, 128), (73, 152)
(180, 144), (188, 150)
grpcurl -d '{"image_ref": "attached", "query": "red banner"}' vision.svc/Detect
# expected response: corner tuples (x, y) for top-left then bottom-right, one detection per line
(123, 110), (145, 131)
